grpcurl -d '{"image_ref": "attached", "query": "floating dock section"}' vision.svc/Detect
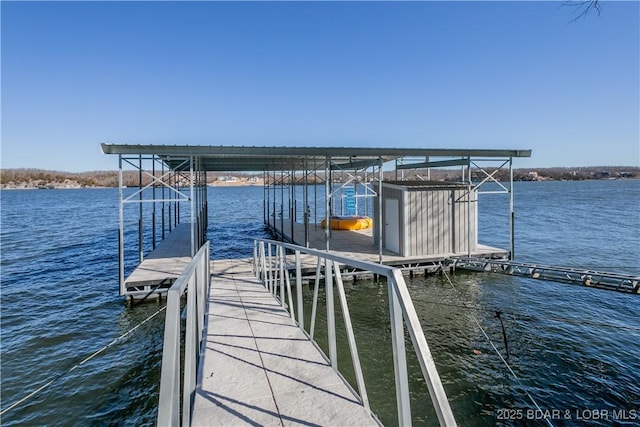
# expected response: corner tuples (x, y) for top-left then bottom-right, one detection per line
(122, 223), (192, 298)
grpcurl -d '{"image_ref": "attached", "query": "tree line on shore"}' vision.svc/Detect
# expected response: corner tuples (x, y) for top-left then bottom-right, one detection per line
(0, 166), (638, 189)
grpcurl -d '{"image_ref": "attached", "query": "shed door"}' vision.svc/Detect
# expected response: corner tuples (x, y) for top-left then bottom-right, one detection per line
(384, 198), (400, 254)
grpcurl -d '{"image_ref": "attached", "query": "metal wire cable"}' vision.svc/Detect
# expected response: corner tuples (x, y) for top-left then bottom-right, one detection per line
(441, 270), (555, 427)
(0, 305), (167, 416)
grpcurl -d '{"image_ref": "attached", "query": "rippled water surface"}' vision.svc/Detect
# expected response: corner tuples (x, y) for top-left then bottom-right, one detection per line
(1, 180), (638, 426)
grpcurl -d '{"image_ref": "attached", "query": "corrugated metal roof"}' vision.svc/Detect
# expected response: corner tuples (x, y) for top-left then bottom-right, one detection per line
(101, 143), (531, 171)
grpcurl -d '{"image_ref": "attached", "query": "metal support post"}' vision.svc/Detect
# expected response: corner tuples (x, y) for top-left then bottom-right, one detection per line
(190, 156), (195, 256)
(152, 156), (156, 249)
(118, 155), (125, 295)
(272, 171), (276, 232)
(325, 157), (330, 251)
(168, 170), (173, 233)
(509, 157), (515, 260)
(467, 157), (472, 257)
(162, 161), (166, 239)
(138, 154), (143, 263)
(314, 159), (318, 231)
(280, 170), (284, 239)
(304, 161), (309, 247)
(378, 159), (383, 264)
(290, 168), (295, 241)
(364, 168), (369, 217)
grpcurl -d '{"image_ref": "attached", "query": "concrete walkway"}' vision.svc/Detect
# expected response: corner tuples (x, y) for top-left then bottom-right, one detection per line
(192, 258), (378, 426)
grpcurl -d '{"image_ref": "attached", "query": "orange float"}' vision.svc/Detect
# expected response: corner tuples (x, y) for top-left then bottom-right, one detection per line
(320, 216), (372, 231)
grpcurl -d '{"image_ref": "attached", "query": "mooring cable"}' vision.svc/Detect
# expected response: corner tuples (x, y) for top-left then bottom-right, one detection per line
(0, 305), (167, 417)
(441, 269), (554, 427)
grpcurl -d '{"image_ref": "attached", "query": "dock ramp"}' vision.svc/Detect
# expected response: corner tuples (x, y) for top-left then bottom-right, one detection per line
(192, 257), (379, 426)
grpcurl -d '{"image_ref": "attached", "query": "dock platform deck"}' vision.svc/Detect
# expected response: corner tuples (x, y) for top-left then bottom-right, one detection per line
(124, 223), (192, 295)
(271, 219), (508, 267)
(192, 257), (378, 426)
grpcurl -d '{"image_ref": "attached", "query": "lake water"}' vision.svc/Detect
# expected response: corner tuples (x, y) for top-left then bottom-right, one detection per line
(1, 180), (638, 426)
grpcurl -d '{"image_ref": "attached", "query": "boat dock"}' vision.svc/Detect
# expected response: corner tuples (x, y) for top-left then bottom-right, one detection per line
(192, 257), (378, 426)
(102, 144), (534, 425)
(100, 144), (638, 425)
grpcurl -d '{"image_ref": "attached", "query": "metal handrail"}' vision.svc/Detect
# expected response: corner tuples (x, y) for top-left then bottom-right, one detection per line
(253, 238), (457, 427)
(157, 241), (210, 427)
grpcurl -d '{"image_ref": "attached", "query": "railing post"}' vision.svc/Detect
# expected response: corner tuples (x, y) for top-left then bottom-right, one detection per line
(272, 244), (279, 296)
(206, 244), (211, 300)
(157, 289), (181, 426)
(390, 270), (457, 427)
(253, 240), (258, 275)
(197, 242), (210, 343)
(310, 258), (322, 339)
(389, 278), (411, 426)
(334, 262), (369, 410)
(295, 250), (304, 330)
(284, 251), (295, 320)
(326, 259), (337, 370)
(183, 276), (197, 427)
(267, 243), (273, 292)
(279, 246), (286, 307)
(259, 242), (267, 285)
(197, 249), (205, 342)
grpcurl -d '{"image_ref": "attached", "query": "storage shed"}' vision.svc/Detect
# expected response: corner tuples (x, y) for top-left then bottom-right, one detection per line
(373, 181), (477, 256)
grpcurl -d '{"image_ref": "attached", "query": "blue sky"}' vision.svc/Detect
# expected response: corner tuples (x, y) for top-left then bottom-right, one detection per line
(1, 1), (638, 172)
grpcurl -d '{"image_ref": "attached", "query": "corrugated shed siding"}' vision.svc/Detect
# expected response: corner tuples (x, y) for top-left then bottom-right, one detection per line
(449, 188), (478, 253)
(438, 190), (448, 254)
(389, 187), (402, 254)
(414, 191), (423, 255)
(417, 189), (442, 256)
(404, 191), (419, 254)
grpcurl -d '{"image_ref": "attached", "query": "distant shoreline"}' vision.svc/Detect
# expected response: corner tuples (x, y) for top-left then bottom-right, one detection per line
(2, 178), (638, 191)
(1, 166), (638, 190)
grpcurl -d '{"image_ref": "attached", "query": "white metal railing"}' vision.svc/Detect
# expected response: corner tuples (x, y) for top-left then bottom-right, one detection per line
(157, 241), (210, 427)
(252, 239), (457, 427)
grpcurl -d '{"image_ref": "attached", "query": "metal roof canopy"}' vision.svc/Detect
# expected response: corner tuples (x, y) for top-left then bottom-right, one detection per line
(101, 144), (531, 172)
